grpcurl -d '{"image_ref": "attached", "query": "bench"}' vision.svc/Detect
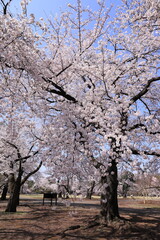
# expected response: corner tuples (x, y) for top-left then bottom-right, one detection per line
(42, 192), (57, 206)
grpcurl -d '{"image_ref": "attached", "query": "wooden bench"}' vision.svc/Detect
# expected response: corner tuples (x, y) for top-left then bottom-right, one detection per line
(42, 192), (57, 206)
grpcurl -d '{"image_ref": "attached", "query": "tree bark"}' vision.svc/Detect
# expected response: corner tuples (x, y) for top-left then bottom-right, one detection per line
(122, 183), (129, 198)
(86, 180), (95, 199)
(5, 173), (22, 212)
(5, 161), (42, 212)
(8, 173), (15, 194)
(100, 160), (119, 221)
(5, 162), (22, 212)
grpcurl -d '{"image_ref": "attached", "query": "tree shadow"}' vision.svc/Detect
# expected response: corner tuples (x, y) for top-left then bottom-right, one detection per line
(0, 200), (159, 240)
(60, 207), (160, 240)
(0, 228), (58, 240)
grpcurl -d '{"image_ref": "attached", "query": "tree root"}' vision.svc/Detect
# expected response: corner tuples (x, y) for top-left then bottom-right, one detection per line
(57, 224), (81, 238)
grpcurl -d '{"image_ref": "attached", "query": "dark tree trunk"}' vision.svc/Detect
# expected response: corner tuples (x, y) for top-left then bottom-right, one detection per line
(5, 160), (42, 212)
(5, 167), (22, 212)
(122, 183), (129, 198)
(86, 180), (95, 199)
(100, 160), (119, 221)
(5, 175), (21, 212)
(1, 184), (8, 200)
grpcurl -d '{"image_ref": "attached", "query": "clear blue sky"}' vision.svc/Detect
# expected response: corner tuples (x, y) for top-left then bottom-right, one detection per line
(8, 0), (122, 19)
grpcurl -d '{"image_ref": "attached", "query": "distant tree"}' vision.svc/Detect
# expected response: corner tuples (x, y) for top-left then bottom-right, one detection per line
(119, 171), (134, 198)
(1, 184), (8, 200)
(86, 180), (96, 199)
(0, 173), (8, 200)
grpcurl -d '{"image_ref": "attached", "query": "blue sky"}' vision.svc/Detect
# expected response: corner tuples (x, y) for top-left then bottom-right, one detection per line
(8, 0), (122, 19)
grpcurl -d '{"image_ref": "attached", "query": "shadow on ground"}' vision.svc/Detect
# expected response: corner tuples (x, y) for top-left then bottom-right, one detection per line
(0, 198), (159, 240)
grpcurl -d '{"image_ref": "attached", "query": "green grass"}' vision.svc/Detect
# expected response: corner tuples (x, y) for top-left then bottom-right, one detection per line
(20, 194), (43, 199)
(0, 211), (27, 215)
(18, 194), (160, 201)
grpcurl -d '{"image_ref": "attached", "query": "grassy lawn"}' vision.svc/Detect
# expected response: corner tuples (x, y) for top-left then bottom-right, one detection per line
(19, 193), (43, 199)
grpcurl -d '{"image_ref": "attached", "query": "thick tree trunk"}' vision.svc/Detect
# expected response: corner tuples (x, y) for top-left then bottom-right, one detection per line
(5, 173), (22, 212)
(1, 184), (8, 200)
(8, 173), (15, 194)
(100, 160), (119, 221)
(5, 160), (42, 212)
(5, 180), (21, 212)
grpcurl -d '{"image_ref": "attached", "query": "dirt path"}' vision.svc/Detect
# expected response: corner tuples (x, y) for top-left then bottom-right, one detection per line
(0, 198), (159, 240)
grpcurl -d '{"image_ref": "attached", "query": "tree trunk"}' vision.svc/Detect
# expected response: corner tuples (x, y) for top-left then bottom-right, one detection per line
(5, 160), (42, 212)
(86, 180), (95, 199)
(5, 172), (22, 212)
(8, 173), (15, 194)
(5, 178), (21, 212)
(122, 183), (129, 198)
(100, 160), (119, 221)
(1, 184), (8, 200)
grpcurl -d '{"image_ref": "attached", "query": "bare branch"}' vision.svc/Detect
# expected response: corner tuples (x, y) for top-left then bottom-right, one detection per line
(4, 140), (21, 159)
(21, 161), (42, 186)
(1, 0), (12, 15)
(31, 130), (45, 142)
(131, 76), (160, 104)
(139, 99), (151, 114)
(43, 77), (78, 103)
(27, 144), (35, 155)
(14, 151), (39, 162)
(130, 148), (160, 157)
(128, 123), (147, 132)
(128, 123), (160, 135)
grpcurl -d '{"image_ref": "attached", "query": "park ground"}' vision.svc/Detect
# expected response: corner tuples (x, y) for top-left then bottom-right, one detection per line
(0, 195), (160, 240)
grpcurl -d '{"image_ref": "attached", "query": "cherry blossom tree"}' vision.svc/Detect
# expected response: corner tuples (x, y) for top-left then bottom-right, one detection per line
(1, 0), (160, 221)
(0, 115), (43, 212)
(32, 112), (100, 198)
(0, 50), (43, 212)
(39, 0), (160, 221)
(37, 0), (159, 221)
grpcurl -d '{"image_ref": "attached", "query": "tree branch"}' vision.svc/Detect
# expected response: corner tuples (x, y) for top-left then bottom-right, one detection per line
(139, 99), (151, 114)
(128, 123), (147, 132)
(130, 148), (160, 157)
(1, 0), (12, 15)
(46, 87), (78, 103)
(4, 140), (21, 159)
(14, 151), (39, 162)
(21, 161), (42, 186)
(42, 77), (78, 103)
(55, 63), (72, 78)
(131, 76), (160, 104)
(128, 123), (160, 135)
